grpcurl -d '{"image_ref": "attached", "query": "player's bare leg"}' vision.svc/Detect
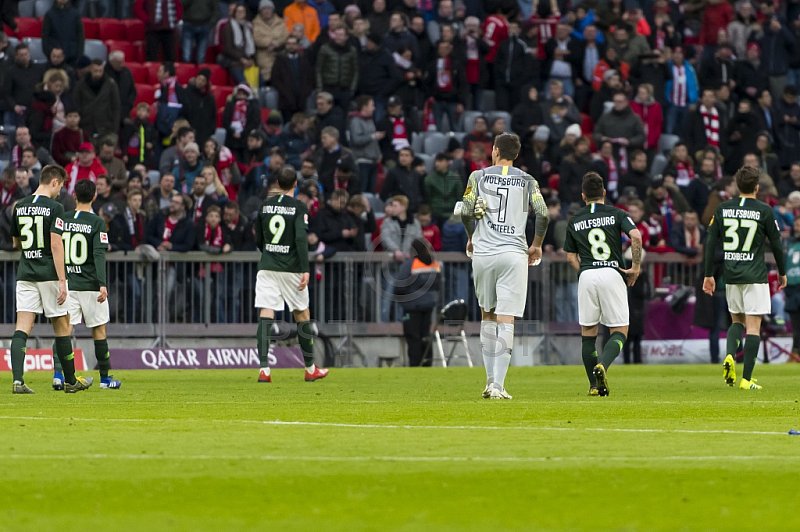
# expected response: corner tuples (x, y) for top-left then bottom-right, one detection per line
(480, 308), (498, 398)
(257, 308), (276, 382)
(489, 313), (515, 399)
(723, 313), (745, 386)
(739, 314), (763, 389)
(584, 324), (629, 397)
(11, 311), (36, 393)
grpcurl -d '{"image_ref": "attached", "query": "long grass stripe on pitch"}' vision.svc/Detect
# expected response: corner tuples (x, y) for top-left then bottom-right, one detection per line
(0, 415), (790, 435)
(3, 454), (800, 462)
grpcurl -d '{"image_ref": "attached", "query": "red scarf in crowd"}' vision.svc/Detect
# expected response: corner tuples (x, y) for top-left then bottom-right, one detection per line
(32, 100), (54, 133)
(436, 57), (454, 91)
(700, 105), (720, 147)
(391, 117), (410, 151)
(1, 185), (15, 207)
(231, 99), (249, 133)
(200, 223), (225, 275)
(194, 195), (206, 223)
(465, 36), (481, 84)
(162, 216), (178, 242)
(604, 156), (619, 196)
(675, 160), (695, 187)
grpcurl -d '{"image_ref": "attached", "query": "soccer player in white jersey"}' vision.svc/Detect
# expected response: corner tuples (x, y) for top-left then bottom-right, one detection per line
(461, 133), (549, 399)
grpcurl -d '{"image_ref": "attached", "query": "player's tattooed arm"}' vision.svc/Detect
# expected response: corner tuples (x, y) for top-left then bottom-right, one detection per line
(621, 229), (643, 286)
(460, 172), (479, 238)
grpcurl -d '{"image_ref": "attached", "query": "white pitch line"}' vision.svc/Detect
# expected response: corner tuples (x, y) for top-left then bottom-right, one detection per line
(0, 415), (791, 436)
(1, 454), (800, 463)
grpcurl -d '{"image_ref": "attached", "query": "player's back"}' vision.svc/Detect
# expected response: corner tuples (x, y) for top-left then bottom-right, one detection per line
(565, 202), (633, 278)
(472, 165), (537, 256)
(256, 194), (309, 273)
(57, 210), (107, 291)
(712, 196), (777, 284)
(13, 194), (64, 282)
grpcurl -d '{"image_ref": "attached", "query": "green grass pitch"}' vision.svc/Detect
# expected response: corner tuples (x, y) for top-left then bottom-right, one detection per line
(2, 364), (800, 531)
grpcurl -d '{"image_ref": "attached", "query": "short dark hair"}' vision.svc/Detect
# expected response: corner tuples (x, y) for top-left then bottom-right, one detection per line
(224, 200), (240, 213)
(101, 137), (116, 149)
(177, 126), (195, 140)
(162, 61), (176, 77)
(270, 147), (287, 160)
(74, 179), (96, 203)
(355, 94), (373, 111)
(630, 149), (646, 160)
(417, 203), (431, 216)
(15, 43), (29, 54)
(96, 174), (110, 185)
(206, 204), (221, 216)
(434, 152), (451, 162)
(21, 146), (36, 157)
(734, 165), (760, 194)
(39, 165), (67, 186)
(398, 147), (414, 157)
(91, 59), (103, 67)
(277, 165), (297, 190)
(581, 172), (605, 201)
(494, 133), (521, 160)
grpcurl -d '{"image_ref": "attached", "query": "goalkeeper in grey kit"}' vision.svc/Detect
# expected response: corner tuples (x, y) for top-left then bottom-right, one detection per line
(461, 133), (549, 400)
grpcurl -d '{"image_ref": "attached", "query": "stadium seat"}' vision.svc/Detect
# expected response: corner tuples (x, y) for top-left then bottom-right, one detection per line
(410, 132), (426, 154)
(133, 84), (157, 107)
(34, 0), (52, 17)
(84, 39), (108, 61)
(480, 90), (496, 113)
(213, 86), (233, 109)
(82, 18), (99, 39)
(15, 18), (41, 39)
(24, 37), (46, 63)
(258, 87), (278, 110)
(651, 154), (668, 178)
(143, 62), (162, 84)
(122, 19), (146, 42)
(423, 132), (450, 155)
(106, 40), (141, 63)
(174, 63), (198, 84)
(460, 111), (482, 134)
(96, 18), (126, 42)
(18, 0), (35, 18)
(417, 153), (434, 174)
(485, 111), (512, 132)
(213, 127), (226, 146)
(127, 62), (149, 84)
(198, 63), (227, 86)
(260, 108), (271, 123)
(452, 131), (466, 143)
(658, 134), (680, 156)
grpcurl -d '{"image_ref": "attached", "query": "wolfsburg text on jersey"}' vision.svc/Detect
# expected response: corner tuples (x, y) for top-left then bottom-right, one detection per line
(721, 209), (761, 220)
(61, 222), (93, 233)
(262, 205), (297, 215)
(571, 216), (616, 231)
(482, 175), (528, 188)
(15, 205), (51, 216)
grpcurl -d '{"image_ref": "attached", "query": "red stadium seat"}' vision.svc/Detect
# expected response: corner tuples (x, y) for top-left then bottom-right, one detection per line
(134, 84), (157, 107)
(106, 40), (141, 63)
(96, 18), (126, 42)
(143, 62), (162, 84)
(82, 18), (99, 40)
(121, 19), (145, 42)
(127, 62), (149, 84)
(212, 86), (233, 109)
(217, 107), (225, 128)
(198, 63), (228, 86)
(174, 63), (198, 84)
(261, 108), (271, 123)
(15, 18), (41, 39)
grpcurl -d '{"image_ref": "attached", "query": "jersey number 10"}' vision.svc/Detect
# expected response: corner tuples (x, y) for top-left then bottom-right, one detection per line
(62, 233), (88, 265)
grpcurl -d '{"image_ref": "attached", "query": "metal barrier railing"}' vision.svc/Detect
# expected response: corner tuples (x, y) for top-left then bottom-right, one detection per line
(0, 250), (776, 344)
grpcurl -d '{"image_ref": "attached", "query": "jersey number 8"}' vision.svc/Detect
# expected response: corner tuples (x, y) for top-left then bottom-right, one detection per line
(588, 228), (611, 261)
(63, 233), (88, 265)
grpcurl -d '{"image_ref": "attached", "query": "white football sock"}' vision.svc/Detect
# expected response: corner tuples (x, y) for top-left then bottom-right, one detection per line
(494, 322), (514, 390)
(480, 320), (498, 385)
(260, 367), (271, 376)
(306, 364), (316, 373)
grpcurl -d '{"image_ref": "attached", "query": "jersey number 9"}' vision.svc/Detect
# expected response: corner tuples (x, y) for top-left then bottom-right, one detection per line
(269, 216), (286, 244)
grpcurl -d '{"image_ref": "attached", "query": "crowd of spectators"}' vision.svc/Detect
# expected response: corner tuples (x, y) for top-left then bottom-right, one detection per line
(2, 0), (800, 326)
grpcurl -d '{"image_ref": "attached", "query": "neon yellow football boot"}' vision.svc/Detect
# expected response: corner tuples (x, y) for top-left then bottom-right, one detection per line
(739, 378), (762, 390)
(722, 354), (736, 387)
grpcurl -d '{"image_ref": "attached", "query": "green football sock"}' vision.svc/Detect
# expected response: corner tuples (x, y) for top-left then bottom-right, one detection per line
(257, 318), (274, 369)
(726, 322), (745, 358)
(297, 321), (317, 368)
(94, 339), (110, 379)
(742, 334), (760, 381)
(10, 330), (28, 383)
(581, 336), (598, 386)
(55, 336), (77, 385)
(601, 332), (627, 369)
(51, 340), (64, 373)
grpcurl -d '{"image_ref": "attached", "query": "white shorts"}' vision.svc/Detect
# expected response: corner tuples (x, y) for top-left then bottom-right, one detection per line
(68, 291), (110, 328)
(578, 268), (629, 327)
(255, 270), (309, 312)
(16, 280), (68, 318)
(472, 253), (528, 317)
(726, 283), (771, 315)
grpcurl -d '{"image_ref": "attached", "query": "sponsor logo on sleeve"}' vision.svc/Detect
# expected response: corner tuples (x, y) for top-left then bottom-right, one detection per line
(55, 218), (64, 230)
(100, 232), (109, 244)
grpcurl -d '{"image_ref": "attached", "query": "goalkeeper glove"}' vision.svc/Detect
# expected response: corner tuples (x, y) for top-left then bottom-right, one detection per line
(474, 197), (486, 220)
